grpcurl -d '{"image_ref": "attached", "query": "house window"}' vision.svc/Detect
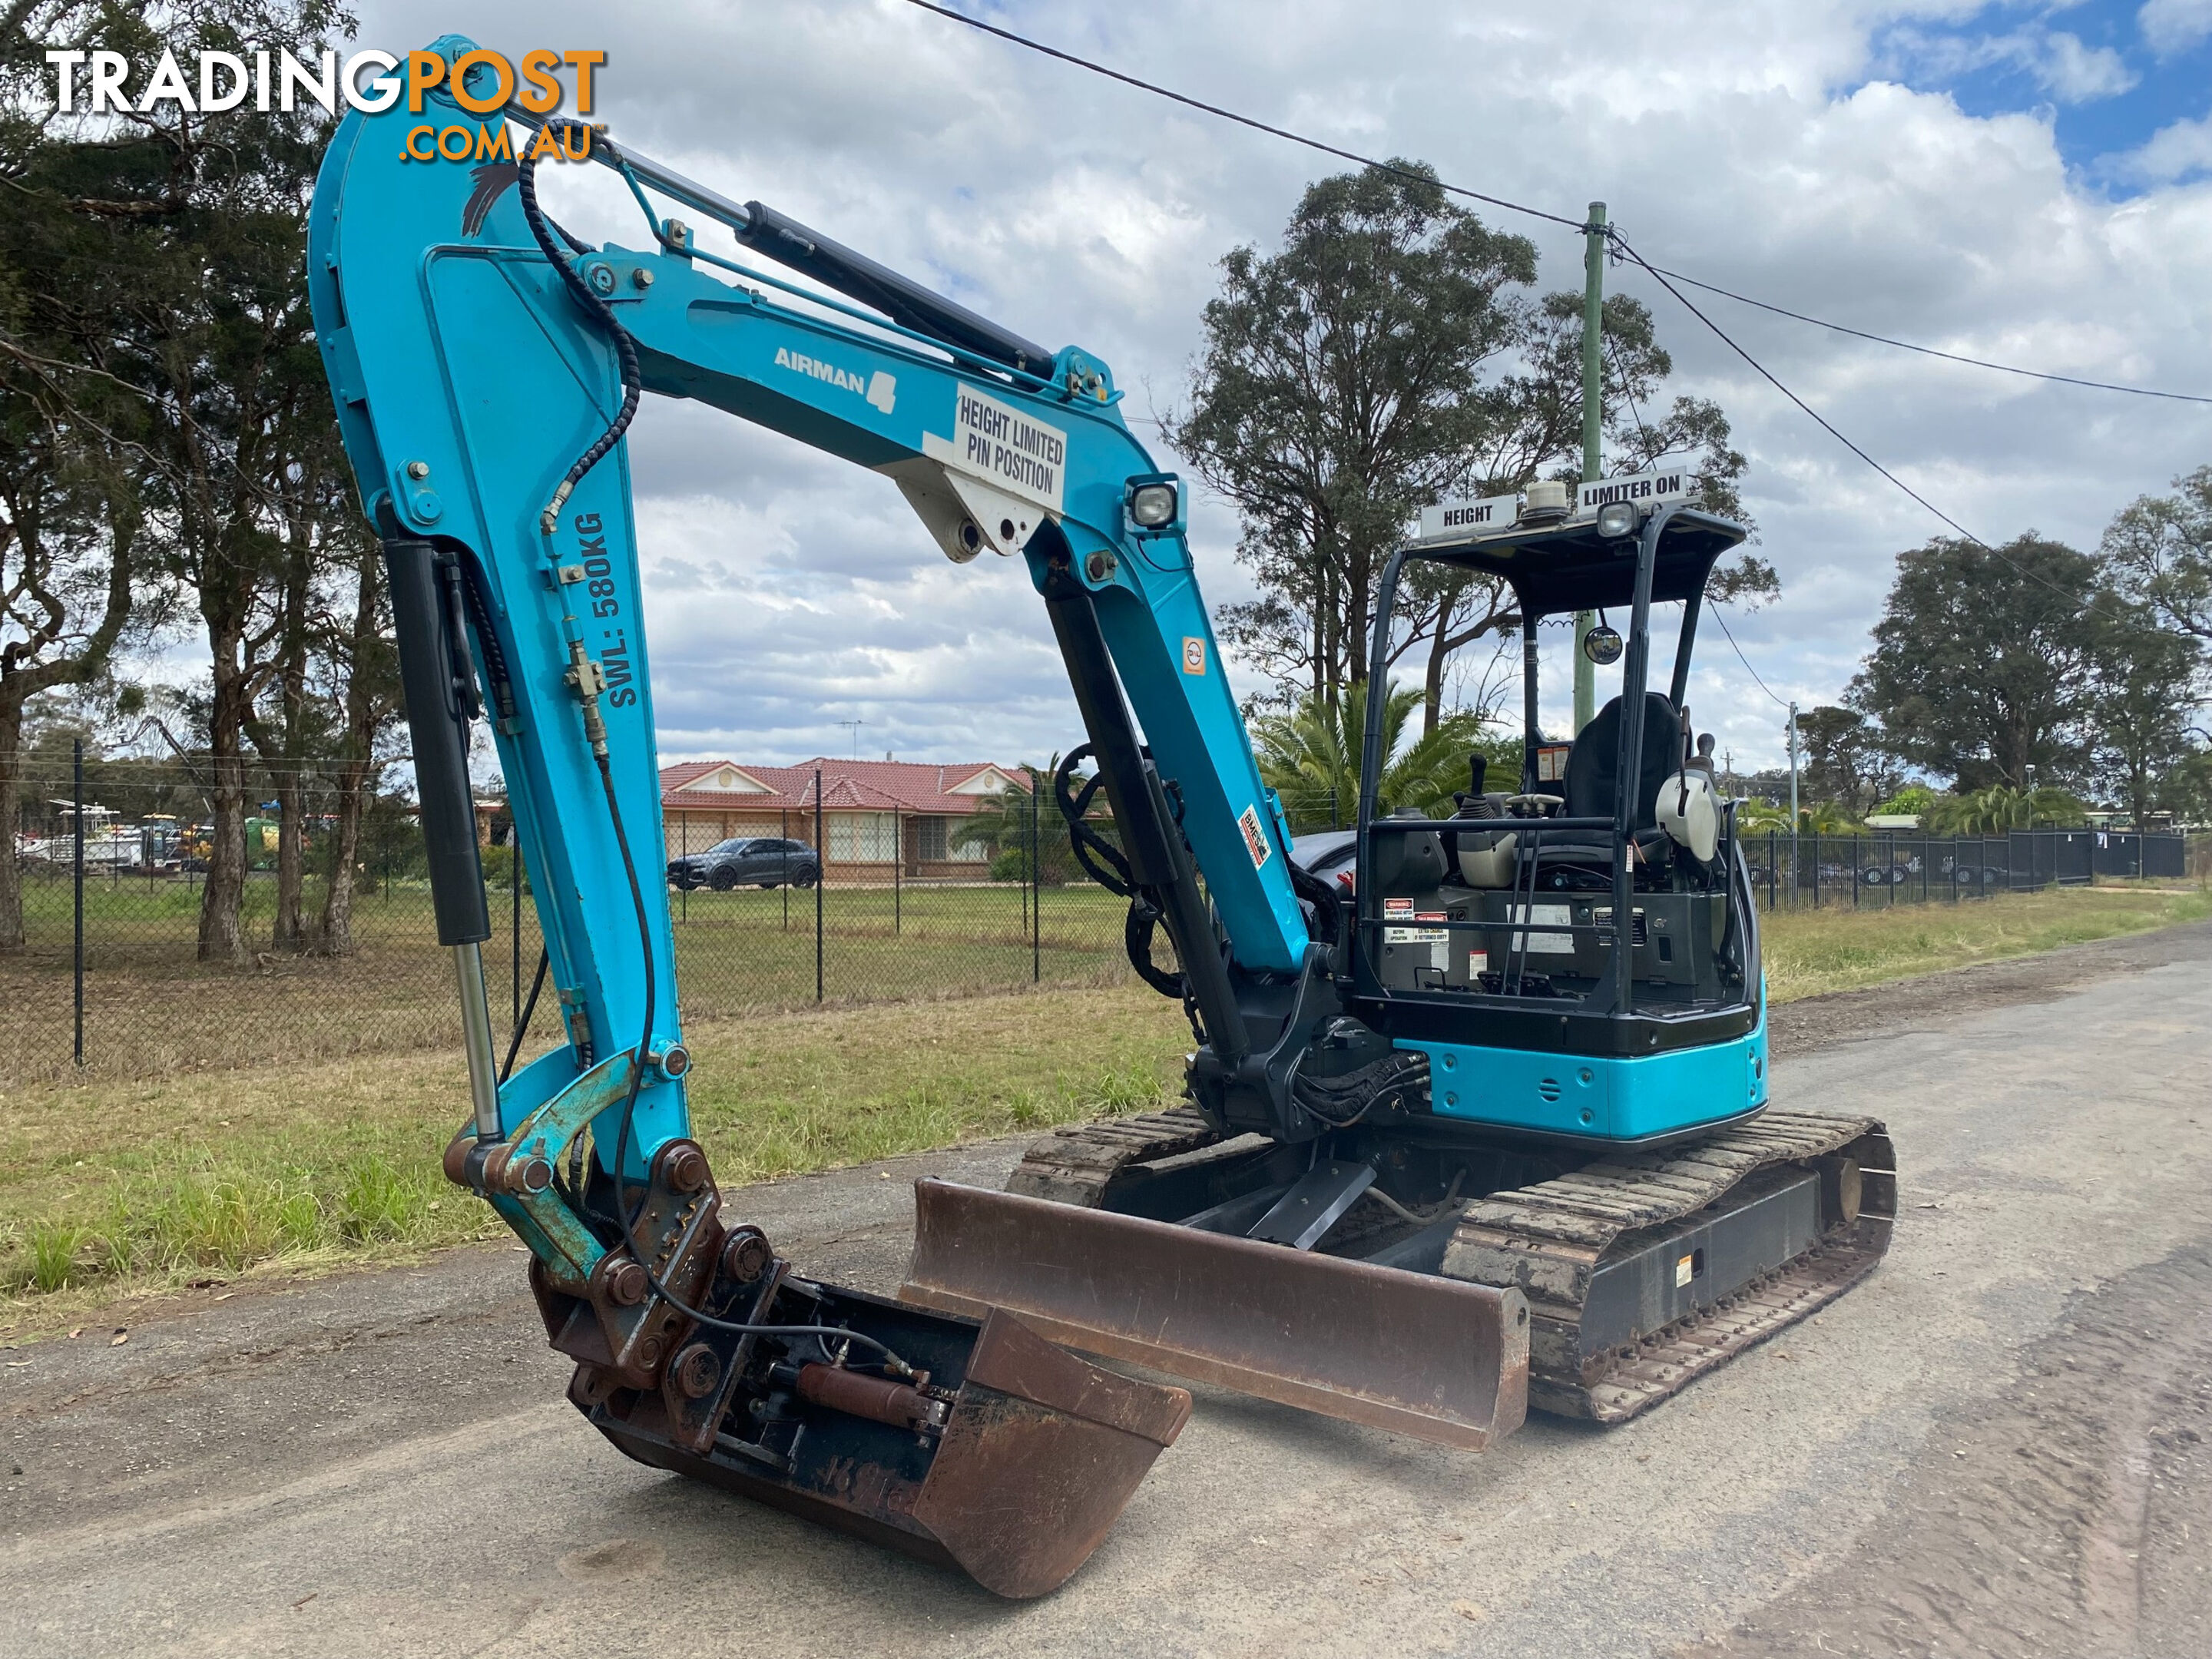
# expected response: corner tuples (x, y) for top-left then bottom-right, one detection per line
(829, 813), (898, 861)
(916, 817), (947, 862)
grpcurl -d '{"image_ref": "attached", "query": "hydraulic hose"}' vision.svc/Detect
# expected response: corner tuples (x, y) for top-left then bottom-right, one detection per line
(517, 121), (643, 538)
(589, 751), (915, 1376)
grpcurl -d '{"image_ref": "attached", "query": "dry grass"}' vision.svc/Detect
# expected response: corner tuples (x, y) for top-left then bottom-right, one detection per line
(3, 880), (2201, 1333)
(0, 880), (1133, 1085)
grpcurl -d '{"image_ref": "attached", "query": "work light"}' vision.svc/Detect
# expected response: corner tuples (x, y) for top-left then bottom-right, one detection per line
(1595, 500), (1639, 539)
(1124, 475), (1183, 535)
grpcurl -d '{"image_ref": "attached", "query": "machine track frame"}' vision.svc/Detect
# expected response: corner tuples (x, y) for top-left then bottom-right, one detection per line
(1443, 1110), (1895, 1419)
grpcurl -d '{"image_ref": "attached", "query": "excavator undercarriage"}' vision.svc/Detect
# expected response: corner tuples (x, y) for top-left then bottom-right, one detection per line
(906, 1108), (1893, 1439)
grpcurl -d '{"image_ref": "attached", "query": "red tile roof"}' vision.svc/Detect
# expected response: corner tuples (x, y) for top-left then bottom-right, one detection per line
(661, 757), (1032, 816)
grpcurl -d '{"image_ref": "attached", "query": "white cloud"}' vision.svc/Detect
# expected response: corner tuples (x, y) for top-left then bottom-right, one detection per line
(340, 0), (2212, 770)
(2111, 109), (2212, 181)
(2139, 0), (2212, 55)
(1874, 22), (2137, 104)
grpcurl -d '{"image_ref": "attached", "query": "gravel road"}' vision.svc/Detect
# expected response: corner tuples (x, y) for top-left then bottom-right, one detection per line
(3, 923), (2207, 1658)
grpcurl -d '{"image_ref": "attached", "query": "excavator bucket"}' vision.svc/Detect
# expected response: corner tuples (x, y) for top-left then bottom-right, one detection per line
(902, 1180), (1530, 1450)
(525, 1144), (1192, 1599)
(567, 1293), (1190, 1599)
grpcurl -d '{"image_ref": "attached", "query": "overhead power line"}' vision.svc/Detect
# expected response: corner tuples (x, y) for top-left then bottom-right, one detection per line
(896, 0), (1583, 231)
(901, 0), (2206, 407)
(1709, 608), (1792, 710)
(1636, 264), (2212, 406)
(1607, 231), (2124, 626)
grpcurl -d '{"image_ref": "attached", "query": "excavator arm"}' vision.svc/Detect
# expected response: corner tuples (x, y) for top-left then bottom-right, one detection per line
(313, 39), (1532, 1561)
(303, 41), (1349, 1596)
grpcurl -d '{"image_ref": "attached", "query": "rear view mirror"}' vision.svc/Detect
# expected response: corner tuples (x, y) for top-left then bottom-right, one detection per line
(1581, 624), (1624, 665)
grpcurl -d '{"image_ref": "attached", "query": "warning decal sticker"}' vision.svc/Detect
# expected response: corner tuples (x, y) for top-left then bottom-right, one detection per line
(923, 383), (1068, 512)
(1237, 805), (1271, 869)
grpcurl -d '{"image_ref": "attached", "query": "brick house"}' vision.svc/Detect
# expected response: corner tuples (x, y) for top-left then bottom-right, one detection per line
(659, 757), (1034, 880)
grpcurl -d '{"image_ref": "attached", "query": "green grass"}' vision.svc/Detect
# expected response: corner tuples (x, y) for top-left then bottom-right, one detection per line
(1760, 882), (2212, 1002)
(0, 982), (1192, 1331)
(2, 880), (2202, 1331)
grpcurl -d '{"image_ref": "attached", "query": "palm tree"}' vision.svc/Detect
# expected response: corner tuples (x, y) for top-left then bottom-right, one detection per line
(1926, 785), (2088, 834)
(1250, 681), (1497, 833)
(958, 759), (1090, 884)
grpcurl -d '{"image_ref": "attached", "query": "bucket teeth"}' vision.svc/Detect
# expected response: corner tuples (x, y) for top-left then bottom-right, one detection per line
(528, 1141), (1190, 1598)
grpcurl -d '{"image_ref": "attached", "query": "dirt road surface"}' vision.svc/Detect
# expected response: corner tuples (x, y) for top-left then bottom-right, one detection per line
(4, 925), (2209, 1658)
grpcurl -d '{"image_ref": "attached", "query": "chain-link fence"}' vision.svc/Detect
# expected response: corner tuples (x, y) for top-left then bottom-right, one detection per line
(10, 753), (2207, 1085)
(5, 757), (1128, 1084)
(1739, 827), (2207, 908)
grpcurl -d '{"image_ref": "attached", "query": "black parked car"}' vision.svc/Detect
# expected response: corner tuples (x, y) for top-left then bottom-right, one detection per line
(667, 836), (820, 891)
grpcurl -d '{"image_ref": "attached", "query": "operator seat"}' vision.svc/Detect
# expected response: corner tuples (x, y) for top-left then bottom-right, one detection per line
(1531, 693), (1684, 873)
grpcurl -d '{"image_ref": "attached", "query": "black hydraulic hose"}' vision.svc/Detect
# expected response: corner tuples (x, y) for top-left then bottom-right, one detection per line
(500, 948), (549, 1084)
(515, 124), (916, 1379)
(517, 122), (642, 537)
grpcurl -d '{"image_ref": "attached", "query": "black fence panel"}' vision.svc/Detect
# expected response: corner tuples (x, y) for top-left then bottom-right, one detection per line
(1743, 827), (2200, 915)
(2091, 831), (2188, 879)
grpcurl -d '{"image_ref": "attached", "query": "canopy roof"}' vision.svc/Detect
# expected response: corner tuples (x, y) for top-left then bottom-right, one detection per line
(1407, 508), (1748, 618)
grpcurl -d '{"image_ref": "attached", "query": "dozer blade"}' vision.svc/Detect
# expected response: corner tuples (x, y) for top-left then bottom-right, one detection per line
(902, 1179), (1530, 1450)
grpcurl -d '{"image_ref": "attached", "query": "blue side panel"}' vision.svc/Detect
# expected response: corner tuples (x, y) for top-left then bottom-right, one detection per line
(1406, 1005), (1767, 1141)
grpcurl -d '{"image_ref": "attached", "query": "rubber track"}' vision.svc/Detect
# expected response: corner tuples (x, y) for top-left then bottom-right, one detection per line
(1442, 1109), (1896, 1422)
(1005, 1108), (1226, 1207)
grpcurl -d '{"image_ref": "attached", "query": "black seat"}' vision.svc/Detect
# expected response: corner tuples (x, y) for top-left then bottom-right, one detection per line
(1566, 693), (1683, 829)
(1525, 694), (1683, 875)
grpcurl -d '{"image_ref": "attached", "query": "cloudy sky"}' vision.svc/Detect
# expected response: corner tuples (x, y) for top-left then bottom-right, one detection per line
(352, 0), (2212, 773)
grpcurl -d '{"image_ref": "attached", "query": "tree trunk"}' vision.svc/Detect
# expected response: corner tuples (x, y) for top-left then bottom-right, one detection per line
(197, 636), (253, 963)
(0, 704), (22, 953)
(320, 763), (366, 954)
(1422, 611), (1452, 736)
(270, 767), (305, 951)
(318, 548), (385, 955)
(259, 518), (314, 952)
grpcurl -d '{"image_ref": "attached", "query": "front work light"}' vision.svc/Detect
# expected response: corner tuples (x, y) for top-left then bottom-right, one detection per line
(1595, 500), (1640, 539)
(1124, 475), (1183, 535)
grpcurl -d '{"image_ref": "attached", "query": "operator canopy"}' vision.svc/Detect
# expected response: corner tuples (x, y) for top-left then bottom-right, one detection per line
(1412, 508), (1748, 618)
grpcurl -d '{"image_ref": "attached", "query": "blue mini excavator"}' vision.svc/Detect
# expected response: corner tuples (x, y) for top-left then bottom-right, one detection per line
(310, 41), (1894, 1596)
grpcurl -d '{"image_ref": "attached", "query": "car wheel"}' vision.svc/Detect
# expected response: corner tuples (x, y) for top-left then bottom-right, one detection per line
(709, 866), (738, 892)
(795, 871), (818, 889)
